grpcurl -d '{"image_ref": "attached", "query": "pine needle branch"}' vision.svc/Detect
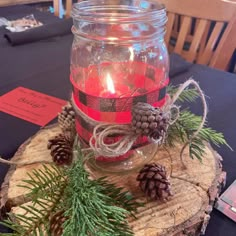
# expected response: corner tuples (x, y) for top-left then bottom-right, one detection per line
(1, 188), (64, 236)
(62, 147), (140, 236)
(166, 110), (231, 160)
(0, 165), (67, 236)
(96, 177), (144, 217)
(19, 164), (66, 201)
(166, 85), (231, 160)
(1, 148), (141, 236)
(167, 84), (199, 103)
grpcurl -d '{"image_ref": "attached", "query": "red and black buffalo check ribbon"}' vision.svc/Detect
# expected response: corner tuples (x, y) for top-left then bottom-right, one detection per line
(70, 62), (169, 150)
(72, 79), (169, 146)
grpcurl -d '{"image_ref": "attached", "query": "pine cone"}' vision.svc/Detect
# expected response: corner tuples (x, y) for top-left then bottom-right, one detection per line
(131, 102), (170, 142)
(50, 210), (68, 236)
(136, 163), (172, 201)
(47, 133), (73, 165)
(58, 102), (75, 133)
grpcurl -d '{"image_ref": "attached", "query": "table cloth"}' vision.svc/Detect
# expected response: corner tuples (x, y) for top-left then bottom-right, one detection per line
(0, 5), (236, 235)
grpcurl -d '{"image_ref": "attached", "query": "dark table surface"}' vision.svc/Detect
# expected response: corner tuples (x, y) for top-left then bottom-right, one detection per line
(0, 5), (236, 236)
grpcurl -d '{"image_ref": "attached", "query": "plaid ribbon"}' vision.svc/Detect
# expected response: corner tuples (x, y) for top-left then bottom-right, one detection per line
(72, 81), (169, 149)
(71, 78), (169, 123)
(71, 62), (169, 156)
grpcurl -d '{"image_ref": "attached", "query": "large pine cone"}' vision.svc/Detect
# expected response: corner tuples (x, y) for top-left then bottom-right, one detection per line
(131, 102), (170, 142)
(136, 163), (172, 201)
(58, 102), (75, 133)
(47, 133), (73, 165)
(50, 210), (68, 236)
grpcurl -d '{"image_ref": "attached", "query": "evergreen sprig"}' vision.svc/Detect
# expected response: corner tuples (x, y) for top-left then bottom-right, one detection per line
(166, 110), (230, 160)
(62, 148), (140, 236)
(166, 84), (230, 160)
(0, 151), (141, 236)
(0, 165), (67, 236)
(96, 177), (143, 218)
(167, 84), (199, 103)
(19, 164), (66, 201)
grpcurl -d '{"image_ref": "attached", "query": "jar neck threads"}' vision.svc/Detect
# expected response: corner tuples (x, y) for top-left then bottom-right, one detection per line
(71, 0), (167, 42)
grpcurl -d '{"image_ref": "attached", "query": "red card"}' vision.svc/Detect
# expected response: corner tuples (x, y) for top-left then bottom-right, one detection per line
(0, 87), (67, 126)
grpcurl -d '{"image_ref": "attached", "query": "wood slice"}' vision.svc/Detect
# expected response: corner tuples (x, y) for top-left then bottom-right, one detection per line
(0, 124), (61, 212)
(0, 124), (226, 236)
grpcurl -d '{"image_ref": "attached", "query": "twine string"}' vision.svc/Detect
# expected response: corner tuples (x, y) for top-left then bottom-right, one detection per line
(175, 79), (208, 168)
(0, 156), (51, 166)
(89, 123), (138, 157)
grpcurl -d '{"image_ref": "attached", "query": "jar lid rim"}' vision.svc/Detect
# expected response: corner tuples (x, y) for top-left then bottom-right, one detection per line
(71, 0), (166, 22)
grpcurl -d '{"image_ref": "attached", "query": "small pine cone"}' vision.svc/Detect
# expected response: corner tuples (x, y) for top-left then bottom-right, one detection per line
(136, 163), (173, 201)
(47, 133), (73, 165)
(50, 210), (68, 236)
(58, 102), (75, 133)
(131, 102), (170, 142)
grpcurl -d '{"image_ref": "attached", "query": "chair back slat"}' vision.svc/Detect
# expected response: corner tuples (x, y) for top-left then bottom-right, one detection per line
(53, 0), (59, 17)
(198, 21), (211, 55)
(174, 16), (191, 55)
(65, 0), (72, 18)
(165, 12), (175, 44)
(172, 14), (179, 33)
(188, 19), (208, 62)
(210, 15), (236, 70)
(198, 22), (225, 65)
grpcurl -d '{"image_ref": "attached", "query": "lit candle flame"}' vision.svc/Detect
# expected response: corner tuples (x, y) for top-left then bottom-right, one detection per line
(129, 47), (134, 61)
(106, 73), (115, 94)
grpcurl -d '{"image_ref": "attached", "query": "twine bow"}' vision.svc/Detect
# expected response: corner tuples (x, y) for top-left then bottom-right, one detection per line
(88, 79), (208, 159)
(89, 102), (179, 157)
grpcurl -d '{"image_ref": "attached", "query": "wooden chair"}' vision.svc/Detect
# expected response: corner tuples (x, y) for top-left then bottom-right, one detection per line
(159, 0), (236, 67)
(0, 0), (72, 18)
(210, 15), (236, 70)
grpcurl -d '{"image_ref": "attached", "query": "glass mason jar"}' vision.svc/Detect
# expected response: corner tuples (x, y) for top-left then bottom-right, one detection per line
(70, 0), (169, 173)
